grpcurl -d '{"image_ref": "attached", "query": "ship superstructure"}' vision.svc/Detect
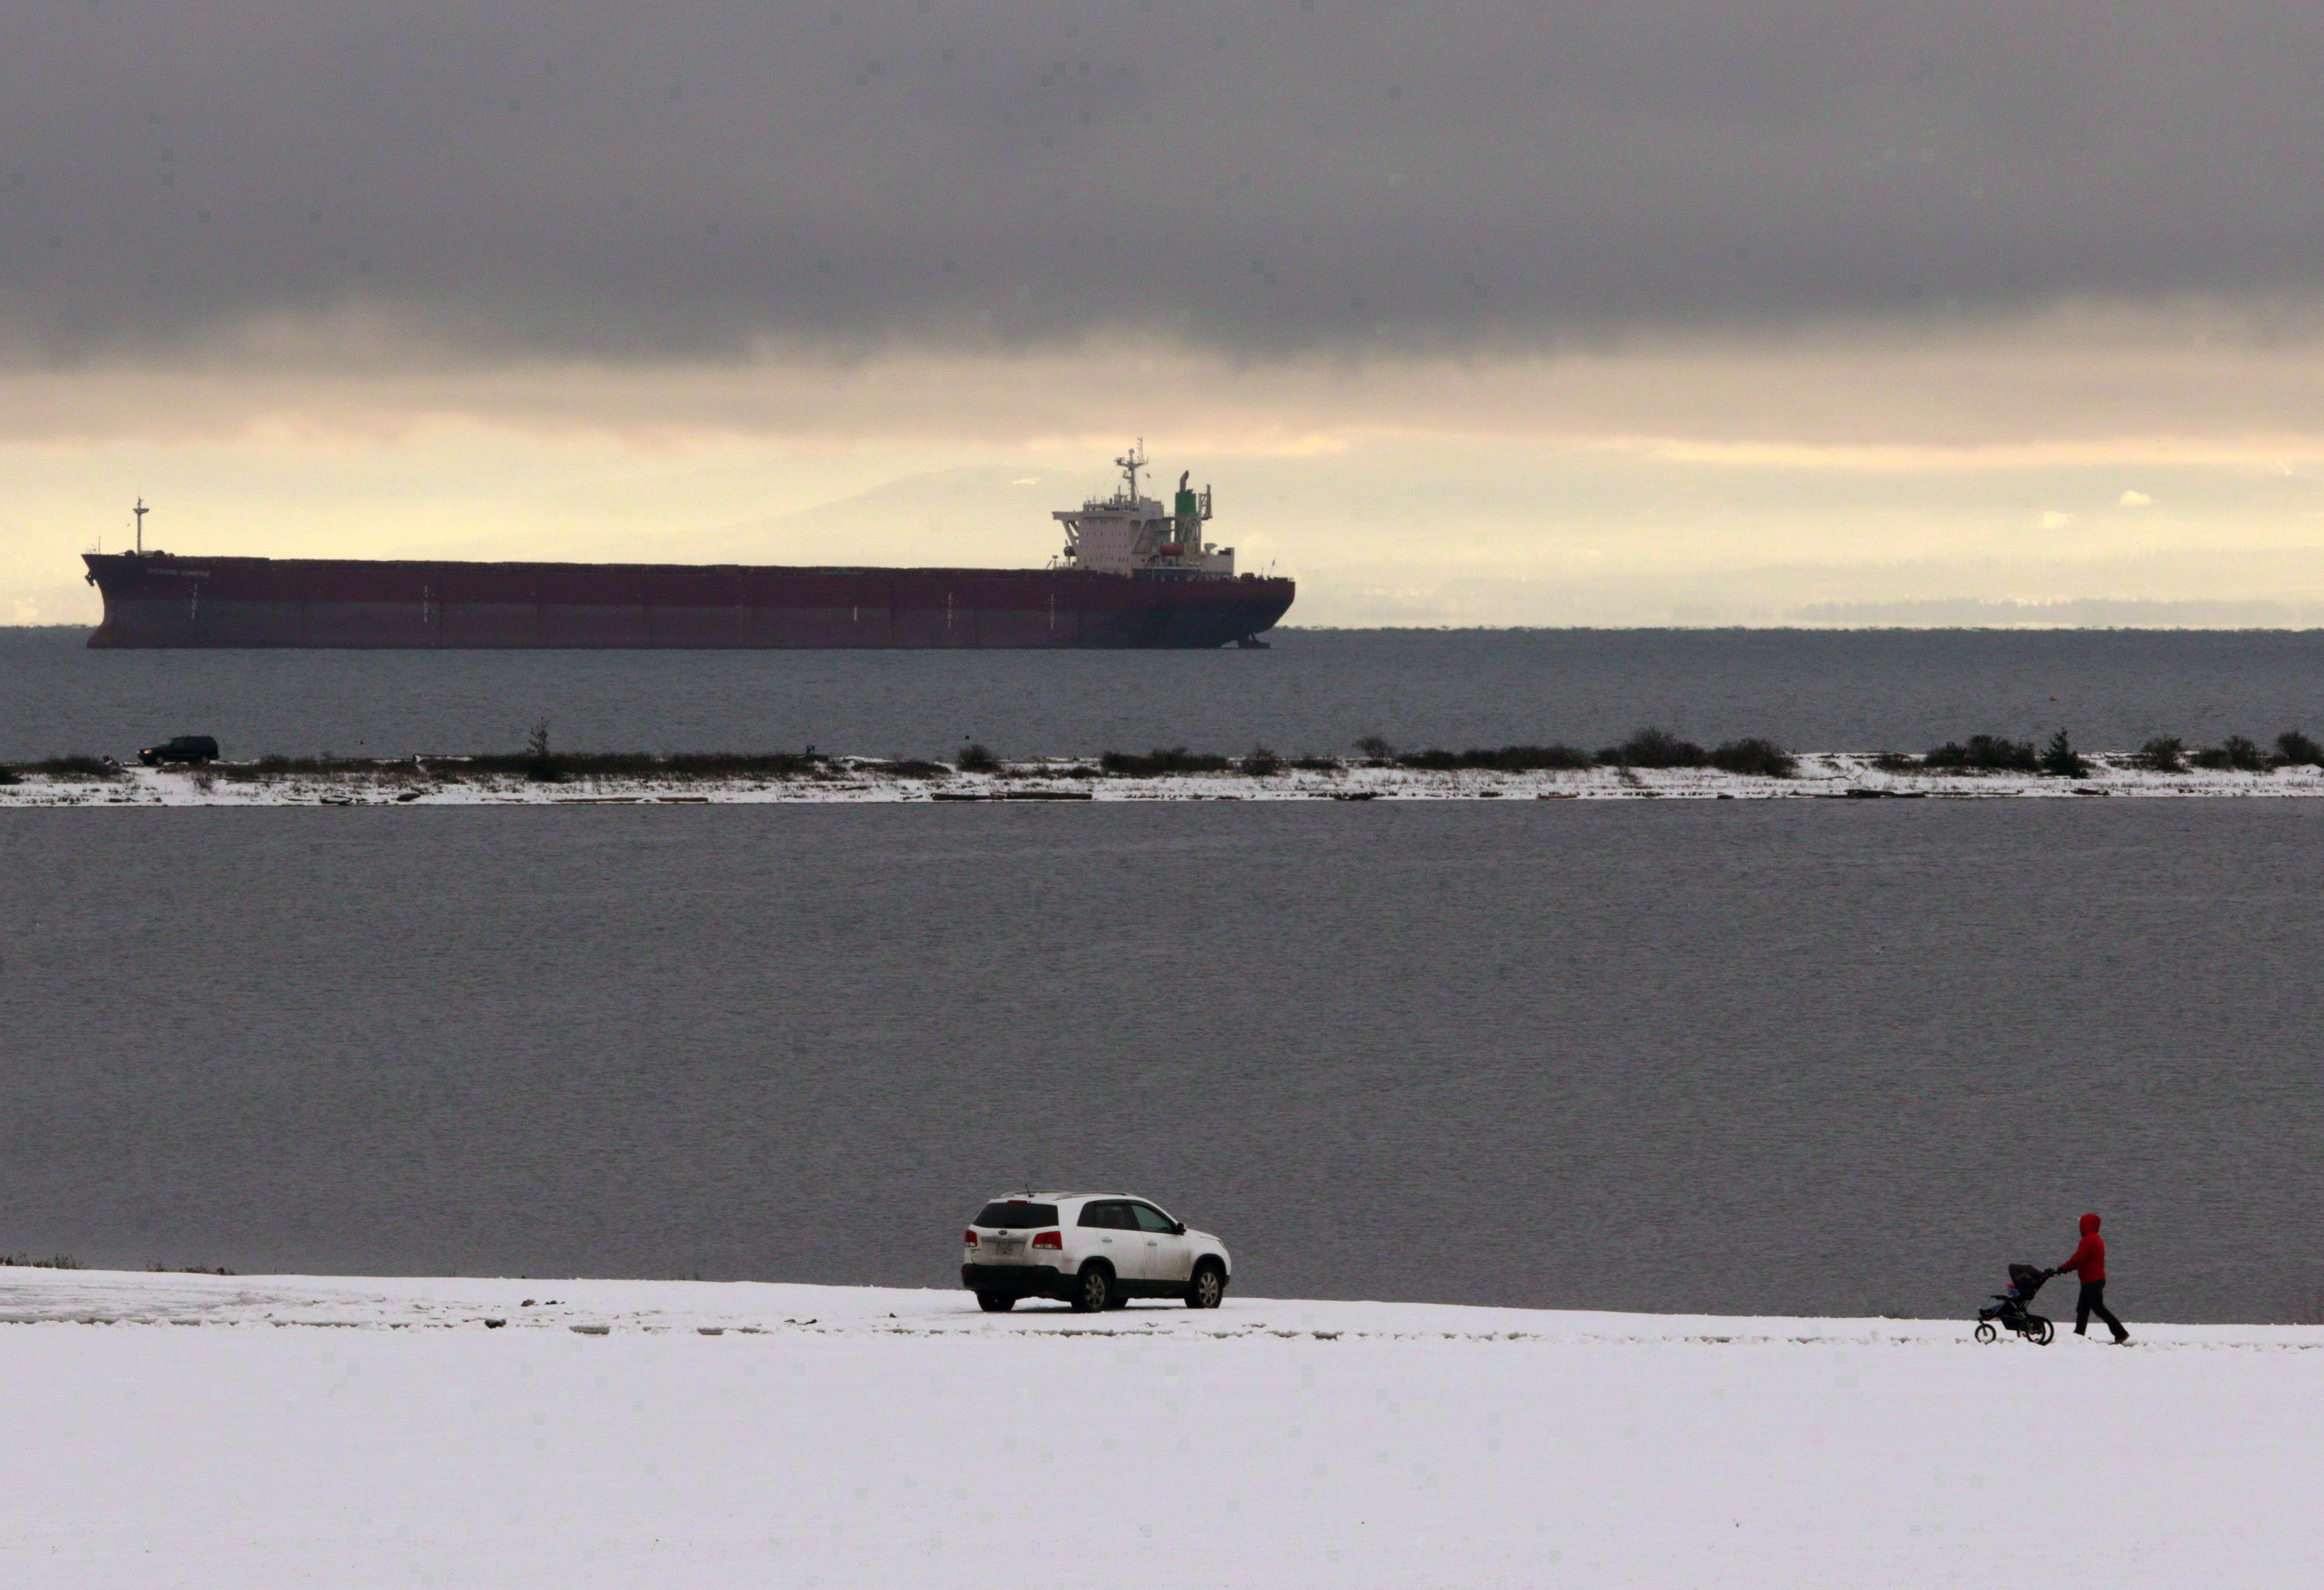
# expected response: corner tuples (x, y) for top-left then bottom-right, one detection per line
(81, 451), (1294, 649)
(1054, 443), (1236, 579)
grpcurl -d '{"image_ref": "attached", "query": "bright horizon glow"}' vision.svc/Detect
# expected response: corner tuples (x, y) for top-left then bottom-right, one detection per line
(13, 312), (2324, 628)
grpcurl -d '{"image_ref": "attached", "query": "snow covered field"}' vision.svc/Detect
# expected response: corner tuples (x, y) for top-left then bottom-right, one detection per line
(3, 1268), (2317, 1587)
(8, 753), (2324, 806)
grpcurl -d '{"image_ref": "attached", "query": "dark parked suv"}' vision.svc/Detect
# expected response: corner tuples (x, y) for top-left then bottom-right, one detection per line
(139, 735), (220, 766)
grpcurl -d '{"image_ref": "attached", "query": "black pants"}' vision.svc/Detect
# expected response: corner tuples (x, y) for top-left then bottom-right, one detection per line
(2075, 1281), (2128, 1341)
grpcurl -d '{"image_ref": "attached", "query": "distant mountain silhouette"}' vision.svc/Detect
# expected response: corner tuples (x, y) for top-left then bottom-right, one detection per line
(686, 466), (1064, 569)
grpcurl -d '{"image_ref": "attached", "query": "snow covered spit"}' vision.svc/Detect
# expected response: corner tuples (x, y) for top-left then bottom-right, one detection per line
(2, 1268), (2316, 1588)
(9, 753), (2324, 806)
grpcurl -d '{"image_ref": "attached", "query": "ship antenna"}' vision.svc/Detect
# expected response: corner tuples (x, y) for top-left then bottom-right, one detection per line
(133, 496), (149, 555)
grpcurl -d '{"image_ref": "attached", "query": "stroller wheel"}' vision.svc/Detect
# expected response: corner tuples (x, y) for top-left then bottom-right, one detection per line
(1974, 1321), (1997, 1344)
(2029, 1316), (2054, 1346)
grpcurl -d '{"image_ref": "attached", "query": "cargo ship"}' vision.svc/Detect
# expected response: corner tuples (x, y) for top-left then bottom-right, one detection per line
(82, 448), (1294, 649)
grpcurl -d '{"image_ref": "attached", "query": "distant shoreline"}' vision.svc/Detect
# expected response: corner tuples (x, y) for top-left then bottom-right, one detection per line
(8, 751), (2324, 807)
(19, 621), (2324, 635)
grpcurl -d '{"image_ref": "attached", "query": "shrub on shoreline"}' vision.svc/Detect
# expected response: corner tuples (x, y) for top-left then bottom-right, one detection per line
(1396, 744), (1597, 773)
(1598, 728), (1710, 769)
(1100, 747), (1232, 776)
(2136, 736), (2188, 773)
(1925, 735), (2040, 773)
(1242, 745), (1284, 776)
(1394, 749), (1462, 771)
(445, 750), (829, 780)
(956, 742), (999, 773)
(2192, 736), (2267, 772)
(1869, 752), (1920, 773)
(1710, 738), (1797, 778)
(2276, 731), (2322, 766)
(23, 755), (119, 779)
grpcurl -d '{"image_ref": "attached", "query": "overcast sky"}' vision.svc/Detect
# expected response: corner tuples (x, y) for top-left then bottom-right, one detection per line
(9, 0), (2324, 622)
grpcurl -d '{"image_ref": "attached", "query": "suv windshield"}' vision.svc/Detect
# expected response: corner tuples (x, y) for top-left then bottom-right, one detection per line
(974, 1200), (1060, 1230)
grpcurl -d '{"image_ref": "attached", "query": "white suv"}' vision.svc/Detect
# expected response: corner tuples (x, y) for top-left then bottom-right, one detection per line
(961, 1192), (1232, 1313)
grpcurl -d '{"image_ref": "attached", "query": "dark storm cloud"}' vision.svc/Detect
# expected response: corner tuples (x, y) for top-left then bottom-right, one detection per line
(5, 0), (2322, 360)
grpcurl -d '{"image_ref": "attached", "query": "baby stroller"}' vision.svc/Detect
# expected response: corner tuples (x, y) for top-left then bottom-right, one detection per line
(1975, 1263), (2056, 1344)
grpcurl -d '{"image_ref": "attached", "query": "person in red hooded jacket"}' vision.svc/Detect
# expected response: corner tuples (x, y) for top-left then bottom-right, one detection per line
(2055, 1212), (2129, 1344)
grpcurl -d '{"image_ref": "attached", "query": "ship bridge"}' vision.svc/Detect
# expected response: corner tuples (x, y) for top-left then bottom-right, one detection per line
(1054, 443), (1235, 579)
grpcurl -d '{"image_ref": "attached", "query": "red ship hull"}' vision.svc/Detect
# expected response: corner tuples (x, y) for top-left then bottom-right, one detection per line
(82, 554), (1295, 649)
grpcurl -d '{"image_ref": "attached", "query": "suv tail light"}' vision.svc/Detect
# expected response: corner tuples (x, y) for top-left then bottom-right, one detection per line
(962, 1229), (978, 1247)
(1031, 1230), (1063, 1250)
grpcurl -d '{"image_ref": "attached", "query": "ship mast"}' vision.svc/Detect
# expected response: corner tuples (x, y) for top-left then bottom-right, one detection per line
(133, 497), (149, 555)
(1116, 440), (1146, 504)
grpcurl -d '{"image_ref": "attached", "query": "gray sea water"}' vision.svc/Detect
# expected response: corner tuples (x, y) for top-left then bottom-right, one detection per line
(6, 624), (2324, 762)
(7, 797), (2322, 1323)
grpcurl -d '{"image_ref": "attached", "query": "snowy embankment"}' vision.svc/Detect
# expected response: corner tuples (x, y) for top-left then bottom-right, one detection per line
(8, 753), (2324, 806)
(2, 1268), (2317, 1588)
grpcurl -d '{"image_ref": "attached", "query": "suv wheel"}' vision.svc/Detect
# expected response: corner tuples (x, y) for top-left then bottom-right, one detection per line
(1071, 1263), (1114, 1314)
(1186, 1261), (1226, 1310)
(975, 1292), (1014, 1313)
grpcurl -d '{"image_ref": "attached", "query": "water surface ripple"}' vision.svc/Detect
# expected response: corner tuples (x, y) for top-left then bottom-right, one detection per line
(7, 800), (2319, 1323)
(9, 625), (2324, 762)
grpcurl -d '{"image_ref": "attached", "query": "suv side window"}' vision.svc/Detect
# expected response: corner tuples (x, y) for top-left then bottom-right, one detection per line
(1128, 1203), (1177, 1234)
(1078, 1202), (1128, 1230)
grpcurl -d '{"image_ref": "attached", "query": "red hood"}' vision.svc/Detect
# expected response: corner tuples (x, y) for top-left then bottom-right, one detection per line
(2080, 1213), (2102, 1235)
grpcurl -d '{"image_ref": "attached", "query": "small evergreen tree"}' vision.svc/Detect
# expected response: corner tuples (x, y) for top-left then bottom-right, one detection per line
(524, 718), (562, 783)
(2040, 728), (2088, 779)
